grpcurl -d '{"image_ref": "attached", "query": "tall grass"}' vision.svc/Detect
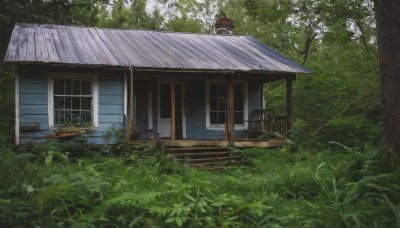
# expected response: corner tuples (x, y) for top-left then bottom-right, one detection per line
(0, 141), (399, 227)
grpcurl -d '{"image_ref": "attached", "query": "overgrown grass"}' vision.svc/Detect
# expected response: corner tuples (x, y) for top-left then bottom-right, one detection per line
(1, 140), (399, 227)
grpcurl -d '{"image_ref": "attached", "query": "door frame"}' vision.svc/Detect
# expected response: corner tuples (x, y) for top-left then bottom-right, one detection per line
(157, 80), (186, 139)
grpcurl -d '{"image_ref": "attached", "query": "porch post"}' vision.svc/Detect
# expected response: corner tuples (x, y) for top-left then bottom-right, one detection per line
(127, 68), (135, 139)
(170, 81), (176, 140)
(286, 76), (294, 130)
(227, 78), (235, 142)
(15, 65), (19, 146)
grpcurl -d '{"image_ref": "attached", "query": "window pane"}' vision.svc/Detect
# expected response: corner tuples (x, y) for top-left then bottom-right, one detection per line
(72, 80), (80, 95)
(54, 97), (64, 109)
(65, 97), (72, 110)
(72, 97), (80, 110)
(210, 112), (218, 124)
(234, 99), (243, 111)
(81, 80), (91, 95)
(53, 77), (94, 127)
(210, 98), (218, 111)
(81, 97), (91, 110)
(55, 110), (63, 124)
(217, 84), (226, 97)
(81, 111), (92, 123)
(65, 79), (72, 95)
(54, 79), (64, 95)
(234, 112), (244, 124)
(65, 110), (72, 123)
(217, 98), (227, 111)
(218, 112), (226, 124)
(71, 111), (81, 123)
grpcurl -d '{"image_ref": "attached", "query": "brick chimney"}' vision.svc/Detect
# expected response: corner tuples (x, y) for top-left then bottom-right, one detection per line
(215, 18), (234, 35)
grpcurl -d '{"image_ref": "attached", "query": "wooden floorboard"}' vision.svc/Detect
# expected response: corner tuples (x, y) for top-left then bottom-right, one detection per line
(131, 139), (285, 148)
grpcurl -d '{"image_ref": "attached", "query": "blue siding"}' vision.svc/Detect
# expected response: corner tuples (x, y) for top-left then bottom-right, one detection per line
(88, 71), (125, 143)
(20, 94), (47, 104)
(20, 105), (48, 114)
(20, 83), (47, 93)
(19, 66), (48, 134)
(18, 65), (265, 144)
(185, 79), (264, 140)
(99, 94), (123, 104)
(18, 66), (126, 145)
(99, 85), (123, 95)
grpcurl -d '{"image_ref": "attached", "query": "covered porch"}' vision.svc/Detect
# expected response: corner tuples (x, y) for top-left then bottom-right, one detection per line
(127, 71), (295, 148)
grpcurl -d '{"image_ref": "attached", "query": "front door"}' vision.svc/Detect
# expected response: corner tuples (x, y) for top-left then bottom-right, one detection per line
(158, 82), (185, 139)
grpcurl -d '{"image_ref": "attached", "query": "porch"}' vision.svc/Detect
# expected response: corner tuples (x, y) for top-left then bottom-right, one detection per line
(127, 71), (295, 146)
(132, 138), (285, 148)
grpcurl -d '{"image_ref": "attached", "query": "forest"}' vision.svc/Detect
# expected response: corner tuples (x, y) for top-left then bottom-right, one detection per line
(0, 0), (399, 227)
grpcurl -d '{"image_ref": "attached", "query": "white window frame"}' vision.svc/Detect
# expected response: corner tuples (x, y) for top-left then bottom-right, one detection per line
(205, 80), (248, 131)
(48, 72), (99, 129)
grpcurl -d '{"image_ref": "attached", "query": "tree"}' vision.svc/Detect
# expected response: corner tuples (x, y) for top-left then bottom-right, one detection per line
(374, 0), (400, 156)
(219, 0), (380, 147)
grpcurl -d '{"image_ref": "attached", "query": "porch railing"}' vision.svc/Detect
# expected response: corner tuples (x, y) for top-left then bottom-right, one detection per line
(247, 109), (289, 134)
(273, 116), (289, 133)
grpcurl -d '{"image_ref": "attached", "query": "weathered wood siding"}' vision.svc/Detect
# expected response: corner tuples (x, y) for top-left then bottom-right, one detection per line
(184, 79), (263, 139)
(95, 71), (125, 144)
(19, 66), (49, 144)
(18, 66), (125, 145)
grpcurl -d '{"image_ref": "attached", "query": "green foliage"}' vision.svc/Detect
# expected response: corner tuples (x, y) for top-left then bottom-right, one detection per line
(0, 65), (14, 140)
(1, 141), (399, 227)
(0, 1), (393, 225)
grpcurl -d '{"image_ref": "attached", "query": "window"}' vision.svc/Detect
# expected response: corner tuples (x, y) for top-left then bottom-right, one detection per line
(48, 73), (98, 128)
(206, 81), (248, 130)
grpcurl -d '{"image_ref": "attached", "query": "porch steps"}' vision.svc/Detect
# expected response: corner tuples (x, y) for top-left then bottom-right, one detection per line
(167, 146), (249, 168)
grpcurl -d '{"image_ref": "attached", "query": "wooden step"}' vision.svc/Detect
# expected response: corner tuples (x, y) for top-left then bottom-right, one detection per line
(191, 160), (249, 168)
(178, 156), (244, 163)
(172, 151), (232, 157)
(168, 147), (228, 153)
(167, 146), (249, 169)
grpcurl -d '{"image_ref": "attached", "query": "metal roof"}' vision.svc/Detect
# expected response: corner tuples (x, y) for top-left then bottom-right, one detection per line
(5, 23), (312, 74)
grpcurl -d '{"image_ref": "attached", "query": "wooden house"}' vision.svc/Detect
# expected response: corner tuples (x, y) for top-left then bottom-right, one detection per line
(5, 22), (311, 147)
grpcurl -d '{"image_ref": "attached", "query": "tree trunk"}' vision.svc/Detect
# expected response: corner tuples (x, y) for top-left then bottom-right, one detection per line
(374, 0), (400, 156)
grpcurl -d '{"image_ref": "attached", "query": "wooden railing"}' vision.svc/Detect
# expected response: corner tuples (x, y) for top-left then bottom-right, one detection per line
(273, 116), (289, 133)
(247, 109), (289, 134)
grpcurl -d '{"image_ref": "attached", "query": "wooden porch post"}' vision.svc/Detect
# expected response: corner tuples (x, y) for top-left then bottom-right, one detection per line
(170, 81), (176, 140)
(15, 65), (19, 146)
(286, 76), (294, 130)
(127, 68), (135, 139)
(227, 79), (235, 142)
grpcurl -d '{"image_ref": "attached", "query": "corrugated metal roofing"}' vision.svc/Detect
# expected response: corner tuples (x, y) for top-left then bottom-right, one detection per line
(5, 23), (312, 73)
